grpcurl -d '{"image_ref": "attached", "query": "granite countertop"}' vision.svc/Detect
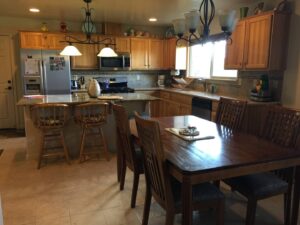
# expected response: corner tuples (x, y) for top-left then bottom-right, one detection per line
(17, 93), (158, 106)
(135, 87), (278, 105)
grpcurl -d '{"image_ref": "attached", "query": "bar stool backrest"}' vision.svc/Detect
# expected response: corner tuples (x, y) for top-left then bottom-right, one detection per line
(75, 102), (109, 125)
(32, 103), (69, 129)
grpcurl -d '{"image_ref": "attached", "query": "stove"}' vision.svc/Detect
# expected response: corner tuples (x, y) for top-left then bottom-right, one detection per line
(96, 77), (135, 94)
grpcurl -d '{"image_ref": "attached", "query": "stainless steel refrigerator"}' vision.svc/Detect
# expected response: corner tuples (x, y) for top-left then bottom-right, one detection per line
(20, 49), (71, 95)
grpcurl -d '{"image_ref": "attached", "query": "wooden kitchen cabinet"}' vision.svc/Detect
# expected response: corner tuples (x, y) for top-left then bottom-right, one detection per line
(164, 38), (177, 69)
(131, 38), (148, 69)
(131, 38), (164, 70)
(43, 33), (67, 50)
(71, 34), (99, 70)
(115, 37), (131, 52)
(148, 39), (164, 69)
(20, 32), (67, 50)
(225, 11), (290, 71)
(20, 32), (44, 49)
(224, 21), (246, 69)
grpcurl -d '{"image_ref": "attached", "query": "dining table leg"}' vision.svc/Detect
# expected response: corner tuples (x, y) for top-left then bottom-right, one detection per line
(291, 166), (300, 225)
(182, 176), (193, 225)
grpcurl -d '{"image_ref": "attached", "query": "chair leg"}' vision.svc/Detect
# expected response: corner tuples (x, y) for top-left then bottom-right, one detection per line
(37, 133), (45, 169)
(165, 210), (175, 225)
(284, 191), (292, 225)
(79, 126), (87, 163)
(216, 199), (225, 225)
(120, 163), (126, 191)
(60, 130), (70, 164)
(99, 128), (110, 161)
(131, 172), (140, 208)
(117, 139), (123, 182)
(246, 199), (257, 225)
(142, 185), (152, 225)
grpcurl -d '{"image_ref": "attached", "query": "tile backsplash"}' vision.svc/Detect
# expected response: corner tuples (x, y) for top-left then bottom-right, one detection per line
(71, 70), (167, 88)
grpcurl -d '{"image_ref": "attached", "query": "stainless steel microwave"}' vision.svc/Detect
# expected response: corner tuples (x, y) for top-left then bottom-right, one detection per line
(99, 52), (131, 70)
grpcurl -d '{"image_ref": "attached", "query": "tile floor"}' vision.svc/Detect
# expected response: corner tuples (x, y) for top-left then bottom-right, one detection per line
(0, 135), (299, 225)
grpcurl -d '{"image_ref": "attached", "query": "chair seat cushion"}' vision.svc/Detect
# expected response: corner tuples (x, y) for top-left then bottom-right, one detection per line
(171, 179), (224, 209)
(224, 172), (288, 199)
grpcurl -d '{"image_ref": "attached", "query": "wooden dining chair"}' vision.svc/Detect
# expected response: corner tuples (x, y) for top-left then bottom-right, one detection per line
(75, 102), (110, 162)
(112, 104), (144, 208)
(31, 103), (70, 169)
(134, 114), (225, 225)
(224, 105), (300, 225)
(216, 97), (247, 130)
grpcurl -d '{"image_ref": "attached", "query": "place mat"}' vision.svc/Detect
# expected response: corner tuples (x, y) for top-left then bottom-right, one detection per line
(165, 128), (215, 141)
(97, 96), (123, 100)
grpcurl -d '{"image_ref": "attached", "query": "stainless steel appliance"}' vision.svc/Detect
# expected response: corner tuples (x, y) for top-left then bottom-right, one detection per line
(191, 97), (212, 120)
(95, 77), (134, 93)
(99, 52), (130, 71)
(21, 50), (71, 95)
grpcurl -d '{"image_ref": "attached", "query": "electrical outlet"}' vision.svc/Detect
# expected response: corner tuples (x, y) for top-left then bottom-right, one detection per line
(137, 75), (140, 81)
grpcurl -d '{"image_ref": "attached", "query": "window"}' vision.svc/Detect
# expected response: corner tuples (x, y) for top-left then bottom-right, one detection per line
(187, 40), (237, 79)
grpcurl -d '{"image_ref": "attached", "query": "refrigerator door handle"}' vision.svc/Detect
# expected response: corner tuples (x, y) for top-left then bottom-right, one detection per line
(40, 60), (46, 95)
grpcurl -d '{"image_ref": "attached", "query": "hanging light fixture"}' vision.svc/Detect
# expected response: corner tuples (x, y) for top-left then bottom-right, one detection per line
(60, 0), (117, 57)
(172, 0), (237, 45)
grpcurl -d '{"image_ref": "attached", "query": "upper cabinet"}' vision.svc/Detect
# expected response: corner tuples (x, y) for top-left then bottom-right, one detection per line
(20, 32), (67, 50)
(131, 38), (164, 70)
(71, 34), (99, 70)
(164, 38), (176, 69)
(148, 39), (164, 69)
(115, 37), (131, 52)
(225, 11), (290, 71)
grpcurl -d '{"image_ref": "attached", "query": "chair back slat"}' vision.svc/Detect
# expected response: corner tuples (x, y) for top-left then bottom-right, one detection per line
(134, 114), (168, 203)
(75, 102), (108, 125)
(261, 106), (300, 148)
(216, 97), (247, 130)
(32, 103), (68, 129)
(112, 104), (136, 168)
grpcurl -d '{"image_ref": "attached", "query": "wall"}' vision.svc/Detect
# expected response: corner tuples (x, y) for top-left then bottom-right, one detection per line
(281, 0), (300, 109)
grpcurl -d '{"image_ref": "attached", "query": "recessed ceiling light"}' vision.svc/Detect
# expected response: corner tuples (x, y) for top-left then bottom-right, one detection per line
(149, 18), (157, 22)
(29, 8), (40, 13)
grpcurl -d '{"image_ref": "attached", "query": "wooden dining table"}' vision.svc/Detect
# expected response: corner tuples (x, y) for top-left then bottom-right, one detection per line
(129, 115), (300, 225)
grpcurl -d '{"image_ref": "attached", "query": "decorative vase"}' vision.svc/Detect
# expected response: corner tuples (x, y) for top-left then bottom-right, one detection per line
(87, 79), (100, 98)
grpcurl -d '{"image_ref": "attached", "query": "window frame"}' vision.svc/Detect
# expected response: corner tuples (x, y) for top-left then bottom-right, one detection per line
(186, 40), (238, 81)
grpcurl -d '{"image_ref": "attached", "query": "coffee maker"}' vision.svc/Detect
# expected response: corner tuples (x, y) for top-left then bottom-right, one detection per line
(250, 74), (272, 102)
(157, 75), (165, 87)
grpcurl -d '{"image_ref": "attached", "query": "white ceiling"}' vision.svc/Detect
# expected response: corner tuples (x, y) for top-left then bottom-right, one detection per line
(0, 0), (257, 26)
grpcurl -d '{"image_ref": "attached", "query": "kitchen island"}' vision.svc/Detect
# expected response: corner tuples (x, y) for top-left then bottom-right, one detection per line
(17, 93), (158, 159)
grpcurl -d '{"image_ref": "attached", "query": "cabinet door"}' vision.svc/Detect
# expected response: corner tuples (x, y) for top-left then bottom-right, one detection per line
(148, 39), (164, 69)
(20, 32), (44, 49)
(179, 104), (192, 115)
(115, 37), (131, 52)
(244, 14), (272, 69)
(43, 34), (67, 50)
(165, 101), (180, 116)
(71, 35), (99, 70)
(163, 38), (176, 69)
(224, 21), (246, 69)
(131, 38), (148, 70)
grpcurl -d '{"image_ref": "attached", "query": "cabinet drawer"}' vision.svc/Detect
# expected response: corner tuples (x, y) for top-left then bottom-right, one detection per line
(170, 93), (192, 105)
(160, 91), (170, 99)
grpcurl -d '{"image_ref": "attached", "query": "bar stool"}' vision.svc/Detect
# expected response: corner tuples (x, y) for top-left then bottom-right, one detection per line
(32, 103), (70, 169)
(75, 102), (110, 162)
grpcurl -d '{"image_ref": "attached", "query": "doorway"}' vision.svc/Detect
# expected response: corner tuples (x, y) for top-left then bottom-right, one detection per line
(0, 35), (16, 129)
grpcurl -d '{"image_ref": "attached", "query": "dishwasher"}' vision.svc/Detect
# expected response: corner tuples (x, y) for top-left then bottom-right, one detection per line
(191, 97), (212, 120)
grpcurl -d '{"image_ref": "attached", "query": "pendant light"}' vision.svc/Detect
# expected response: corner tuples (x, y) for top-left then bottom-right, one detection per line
(60, 0), (117, 57)
(172, 0), (237, 45)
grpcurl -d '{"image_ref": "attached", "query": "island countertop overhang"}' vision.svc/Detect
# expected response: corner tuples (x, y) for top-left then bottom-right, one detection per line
(17, 93), (159, 106)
